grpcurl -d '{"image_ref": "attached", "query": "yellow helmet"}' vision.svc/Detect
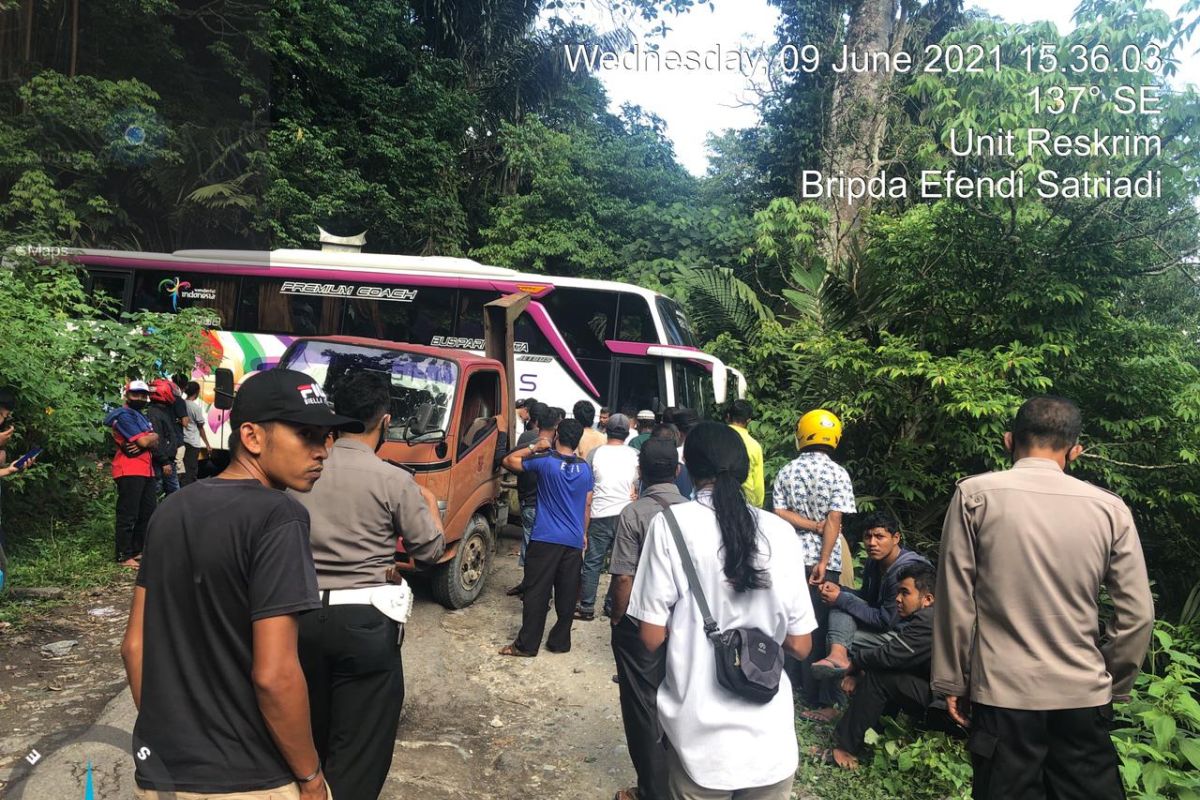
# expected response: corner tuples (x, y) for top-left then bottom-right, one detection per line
(796, 409), (843, 449)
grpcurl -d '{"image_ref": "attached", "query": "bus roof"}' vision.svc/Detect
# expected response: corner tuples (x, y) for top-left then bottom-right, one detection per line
(74, 247), (671, 305)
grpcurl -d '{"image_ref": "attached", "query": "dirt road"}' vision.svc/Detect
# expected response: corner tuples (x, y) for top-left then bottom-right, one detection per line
(0, 532), (639, 799)
(0, 531), (819, 799)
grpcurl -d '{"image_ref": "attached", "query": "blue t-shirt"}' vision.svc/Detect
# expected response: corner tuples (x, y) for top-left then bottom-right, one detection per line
(523, 452), (593, 549)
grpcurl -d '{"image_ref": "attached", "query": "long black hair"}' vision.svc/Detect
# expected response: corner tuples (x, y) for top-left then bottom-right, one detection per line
(684, 422), (769, 593)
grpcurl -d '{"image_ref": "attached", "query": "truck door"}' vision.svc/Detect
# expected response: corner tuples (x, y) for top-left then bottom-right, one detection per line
(449, 367), (502, 523)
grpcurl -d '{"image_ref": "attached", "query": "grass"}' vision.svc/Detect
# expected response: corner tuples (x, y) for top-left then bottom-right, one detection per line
(0, 480), (127, 627)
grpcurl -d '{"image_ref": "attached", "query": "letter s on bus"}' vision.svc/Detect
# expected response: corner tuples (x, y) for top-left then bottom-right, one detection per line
(518, 374), (537, 393)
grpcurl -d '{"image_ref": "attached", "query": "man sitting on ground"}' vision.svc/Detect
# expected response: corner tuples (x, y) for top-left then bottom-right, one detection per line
(818, 562), (942, 770)
(811, 511), (929, 680)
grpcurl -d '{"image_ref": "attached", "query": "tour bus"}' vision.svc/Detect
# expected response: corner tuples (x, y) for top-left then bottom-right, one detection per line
(71, 239), (746, 446)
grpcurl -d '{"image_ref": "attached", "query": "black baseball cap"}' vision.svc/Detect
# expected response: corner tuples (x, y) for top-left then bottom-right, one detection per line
(231, 369), (365, 433)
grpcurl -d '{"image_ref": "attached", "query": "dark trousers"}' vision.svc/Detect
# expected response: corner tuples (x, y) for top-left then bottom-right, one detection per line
(299, 603), (404, 800)
(788, 566), (840, 707)
(114, 476), (156, 562)
(834, 670), (935, 756)
(180, 444), (202, 486)
(612, 616), (669, 800)
(969, 703), (1124, 800)
(515, 540), (581, 654)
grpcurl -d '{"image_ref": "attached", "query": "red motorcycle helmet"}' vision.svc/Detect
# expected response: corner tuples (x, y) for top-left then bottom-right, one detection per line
(150, 378), (176, 405)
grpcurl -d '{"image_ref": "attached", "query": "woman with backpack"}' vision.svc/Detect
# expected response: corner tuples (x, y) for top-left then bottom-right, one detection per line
(628, 422), (817, 799)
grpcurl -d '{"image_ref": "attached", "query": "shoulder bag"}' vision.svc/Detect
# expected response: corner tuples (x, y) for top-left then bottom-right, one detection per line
(658, 506), (784, 704)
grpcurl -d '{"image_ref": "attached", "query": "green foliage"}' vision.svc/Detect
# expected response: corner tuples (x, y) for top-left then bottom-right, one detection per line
(1112, 622), (1200, 799)
(865, 718), (971, 800)
(0, 255), (216, 548)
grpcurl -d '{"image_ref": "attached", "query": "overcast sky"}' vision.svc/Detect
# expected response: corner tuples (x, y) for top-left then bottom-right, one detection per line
(558, 0), (1200, 175)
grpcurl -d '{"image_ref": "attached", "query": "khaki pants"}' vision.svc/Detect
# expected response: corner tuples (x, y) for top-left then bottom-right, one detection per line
(666, 745), (794, 800)
(135, 783), (332, 799)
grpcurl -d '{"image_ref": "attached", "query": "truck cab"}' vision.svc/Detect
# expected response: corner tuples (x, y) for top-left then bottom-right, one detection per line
(262, 294), (529, 608)
(277, 337), (508, 607)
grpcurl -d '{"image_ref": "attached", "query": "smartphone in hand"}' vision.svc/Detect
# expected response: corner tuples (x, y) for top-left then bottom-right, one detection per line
(12, 446), (43, 470)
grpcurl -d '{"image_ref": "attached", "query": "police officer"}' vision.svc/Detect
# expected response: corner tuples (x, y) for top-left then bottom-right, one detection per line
(291, 370), (445, 800)
(933, 395), (1154, 800)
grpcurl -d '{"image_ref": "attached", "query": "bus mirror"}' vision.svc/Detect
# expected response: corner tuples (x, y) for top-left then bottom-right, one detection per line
(214, 368), (235, 410)
(711, 362), (728, 405)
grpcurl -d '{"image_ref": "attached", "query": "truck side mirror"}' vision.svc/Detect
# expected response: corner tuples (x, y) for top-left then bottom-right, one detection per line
(214, 368), (235, 410)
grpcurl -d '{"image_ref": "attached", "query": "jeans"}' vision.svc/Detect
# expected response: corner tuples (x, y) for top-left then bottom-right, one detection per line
(789, 566), (841, 707)
(578, 515), (619, 613)
(518, 504), (536, 567)
(826, 608), (889, 653)
(155, 463), (180, 496)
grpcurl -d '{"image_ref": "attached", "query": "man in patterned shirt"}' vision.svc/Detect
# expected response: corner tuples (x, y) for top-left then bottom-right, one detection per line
(772, 408), (857, 718)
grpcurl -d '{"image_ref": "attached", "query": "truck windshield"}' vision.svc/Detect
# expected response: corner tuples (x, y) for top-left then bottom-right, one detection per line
(281, 340), (458, 443)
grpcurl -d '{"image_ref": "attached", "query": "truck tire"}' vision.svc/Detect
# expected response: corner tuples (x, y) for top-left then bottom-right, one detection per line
(431, 513), (493, 609)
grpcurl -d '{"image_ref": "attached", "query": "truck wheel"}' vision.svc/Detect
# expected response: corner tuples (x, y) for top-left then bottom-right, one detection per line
(431, 513), (493, 609)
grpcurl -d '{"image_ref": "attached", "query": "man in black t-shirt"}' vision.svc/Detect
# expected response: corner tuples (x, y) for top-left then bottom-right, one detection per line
(121, 369), (363, 799)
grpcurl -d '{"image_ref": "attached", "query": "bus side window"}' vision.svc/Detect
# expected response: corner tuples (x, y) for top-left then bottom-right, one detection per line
(615, 294), (656, 343)
(540, 288), (616, 358)
(87, 270), (132, 318)
(238, 277), (341, 335)
(342, 287), (457, 344)
(130, 270), (236, 326)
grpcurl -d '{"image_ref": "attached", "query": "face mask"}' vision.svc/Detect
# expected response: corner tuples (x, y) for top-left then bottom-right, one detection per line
(128, 399), (149, 410)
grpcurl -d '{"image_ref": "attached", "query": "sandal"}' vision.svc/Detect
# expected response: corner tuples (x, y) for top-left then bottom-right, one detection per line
(614, 789), (639, 800)
(811, 658), (850, 679)
(498, 644), (536, 657)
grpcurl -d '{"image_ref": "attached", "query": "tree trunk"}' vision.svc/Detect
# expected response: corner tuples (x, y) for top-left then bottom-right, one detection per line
(23, 0), (33, 61)
(823, 0), (903, 269)
(69, 0), (78, 77)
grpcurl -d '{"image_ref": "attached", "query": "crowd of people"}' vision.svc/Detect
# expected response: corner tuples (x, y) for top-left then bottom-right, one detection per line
(72, 370), (1154, 800)
(495, 394), (1154, 800)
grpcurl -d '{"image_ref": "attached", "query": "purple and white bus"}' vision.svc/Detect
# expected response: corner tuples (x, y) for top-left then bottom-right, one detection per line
(74, 243), (745, 444)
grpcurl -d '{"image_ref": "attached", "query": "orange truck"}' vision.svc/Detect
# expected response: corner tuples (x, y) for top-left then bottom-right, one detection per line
(214, 293), (529, 608)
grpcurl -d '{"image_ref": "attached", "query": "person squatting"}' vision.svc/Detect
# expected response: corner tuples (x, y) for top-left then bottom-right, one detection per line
(120, 390), (1153, 800)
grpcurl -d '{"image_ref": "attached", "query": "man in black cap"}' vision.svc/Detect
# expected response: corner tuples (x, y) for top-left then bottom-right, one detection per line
(291, 370), (445, 800)
(122, 368), (363, 800)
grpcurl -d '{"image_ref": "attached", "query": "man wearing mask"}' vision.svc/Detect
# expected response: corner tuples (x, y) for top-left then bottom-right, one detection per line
(104, 381), (159, 567)
(291, 370), (446, 800)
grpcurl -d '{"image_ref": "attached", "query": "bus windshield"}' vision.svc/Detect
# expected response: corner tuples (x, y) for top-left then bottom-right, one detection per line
(281, 340), (458, 443)
(656, 296), (698, 348)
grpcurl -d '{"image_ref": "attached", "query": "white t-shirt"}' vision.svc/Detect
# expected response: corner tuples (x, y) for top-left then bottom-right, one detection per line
(586, 443), (639, 518)
(627, 496), (816, 791)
